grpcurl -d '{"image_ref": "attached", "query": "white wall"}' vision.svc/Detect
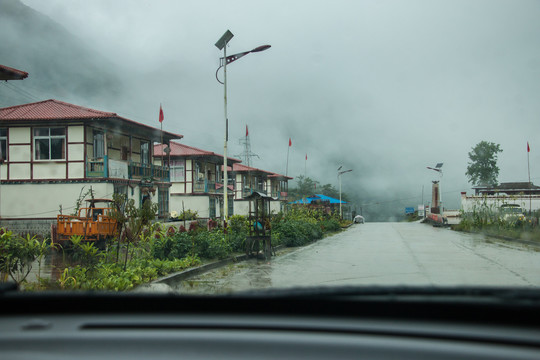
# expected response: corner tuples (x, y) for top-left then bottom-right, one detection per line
(9, 163), (30, 179)
(234, 201), (250, 216)
(33, 163), (66, 179)
(0, 183), (113, 219)
(9, 145), (30, 162)
(68, 126), (84, 142)
(461, 194), (540, 213)
(68, 163), (85, 179)
(170, 195), (210, 218)
(9, 127), (30, 143)
(270, 200), (282, 214)
(68, 144), (84, 161)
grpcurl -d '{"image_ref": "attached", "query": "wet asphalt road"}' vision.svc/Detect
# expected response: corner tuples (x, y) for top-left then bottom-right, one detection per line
(168, 222), (540, 294)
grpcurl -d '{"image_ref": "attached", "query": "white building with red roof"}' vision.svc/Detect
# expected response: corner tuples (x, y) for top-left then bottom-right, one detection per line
(230, 163), (292, 215)
(154, 142), (241, 218)
(154, 142), (292, 218)
(0, 99), (182, 233)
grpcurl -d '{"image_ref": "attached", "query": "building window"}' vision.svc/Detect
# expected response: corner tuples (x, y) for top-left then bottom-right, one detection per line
(0, 129), (6, 162)
(121, 146), (128, 161)
(113, 183), (128, 197)
(158, 187), (169, 218)
(215, 164), (222, 182)
(140, 141), (149, 165)
(170, 160), (185, 182)
(209, 198), (216, 218)
(195, 162), (203, 180)
(93, 130), (104, 159)
(34, 127), (65, 160)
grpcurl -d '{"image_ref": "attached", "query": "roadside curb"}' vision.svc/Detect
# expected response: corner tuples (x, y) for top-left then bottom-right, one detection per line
(152, 245), (286, 285)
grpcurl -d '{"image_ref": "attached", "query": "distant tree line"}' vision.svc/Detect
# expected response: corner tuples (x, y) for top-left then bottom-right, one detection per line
(288, 175), (349, 202)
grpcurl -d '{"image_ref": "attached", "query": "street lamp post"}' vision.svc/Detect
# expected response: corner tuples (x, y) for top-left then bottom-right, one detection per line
(427, 163), (443, 214)
(338, 167), (352, 219)
(215, 30), (270, 224)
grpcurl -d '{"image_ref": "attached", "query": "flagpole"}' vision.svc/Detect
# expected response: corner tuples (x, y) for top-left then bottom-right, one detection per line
(528, 141), (531, 214)
(160, 118), (163, 167)
(304, 154), (307, 177)
(286, 140), (290, 177)
(160, 104), (164, 173)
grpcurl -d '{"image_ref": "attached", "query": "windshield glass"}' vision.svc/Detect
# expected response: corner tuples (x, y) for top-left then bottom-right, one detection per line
(1, 0), (540, 294)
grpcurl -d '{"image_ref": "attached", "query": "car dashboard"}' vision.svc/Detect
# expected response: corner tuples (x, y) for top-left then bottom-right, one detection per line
(1, 285), (540, 359)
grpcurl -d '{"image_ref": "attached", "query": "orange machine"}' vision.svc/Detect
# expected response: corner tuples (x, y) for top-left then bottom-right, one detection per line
(55, 199), (118, 246)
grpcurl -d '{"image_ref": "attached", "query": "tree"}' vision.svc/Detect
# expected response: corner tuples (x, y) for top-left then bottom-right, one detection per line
(465, 141), (503, 186)
(288, 175), (319, 200)
(288, 175), (349, 201)
(110, 194), (158, 269)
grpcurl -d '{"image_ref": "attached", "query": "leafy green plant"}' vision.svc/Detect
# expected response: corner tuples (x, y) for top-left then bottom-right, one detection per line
(178, 209), (198, 221)
(0, 231), (41, 284)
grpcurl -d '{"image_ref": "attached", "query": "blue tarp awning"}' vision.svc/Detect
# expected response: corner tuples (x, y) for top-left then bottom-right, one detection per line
(289, 194), (346, 205)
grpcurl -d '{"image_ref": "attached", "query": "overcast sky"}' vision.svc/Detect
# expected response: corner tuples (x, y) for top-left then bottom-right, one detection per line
(20, 0), (540, 211)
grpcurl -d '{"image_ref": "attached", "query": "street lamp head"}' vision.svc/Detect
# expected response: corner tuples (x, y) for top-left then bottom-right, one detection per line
(215, 30), (234, 50)
(251, 44), (271, 53)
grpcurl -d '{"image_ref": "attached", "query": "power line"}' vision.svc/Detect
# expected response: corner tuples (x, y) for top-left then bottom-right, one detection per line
(2, 82), (41, 102)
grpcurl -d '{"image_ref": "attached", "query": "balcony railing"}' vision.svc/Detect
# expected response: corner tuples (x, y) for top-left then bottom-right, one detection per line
(193, 179), (217, 194)
(128, 161), (170, 181)
(241, 186), (270, 198)
(86, 158), (106, 177)
(270, 191), (288, 200)
(86, 157), (169, 181)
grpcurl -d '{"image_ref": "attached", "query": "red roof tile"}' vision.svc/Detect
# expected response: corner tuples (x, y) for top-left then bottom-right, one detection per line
(268, 173), (293, 180)
(232, 163), (275, 175)
(154, 141), (241, 162)
(0, 99), (183, 140)
(0, 99), (116, 120)
(0, 64), (29, 80)
(219, 164), (291, 180)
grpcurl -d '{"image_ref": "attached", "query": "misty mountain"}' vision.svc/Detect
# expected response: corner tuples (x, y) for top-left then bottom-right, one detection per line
(0, 0), (121, 109)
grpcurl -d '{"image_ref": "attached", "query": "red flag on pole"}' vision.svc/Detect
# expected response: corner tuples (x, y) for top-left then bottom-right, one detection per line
(527, 142), (530, 153)
(159, 104), (164, 123)
(289, 138), (292, 147)
(305, 153), (307, 160)
(246, 125), (249, 137)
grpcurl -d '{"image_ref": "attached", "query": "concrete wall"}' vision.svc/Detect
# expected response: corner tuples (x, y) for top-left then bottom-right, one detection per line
(461, 193), (540, 213)
(270, 200), (282, 214)
(234, 200), (250, 216)
(170, 195), (211, 218)
(0, 182), (114, 220)
(0, 218), (55, 237)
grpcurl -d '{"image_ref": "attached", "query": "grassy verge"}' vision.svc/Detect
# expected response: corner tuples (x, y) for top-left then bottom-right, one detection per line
(452, 204), (540, 244)
(3, 208), (347, 291)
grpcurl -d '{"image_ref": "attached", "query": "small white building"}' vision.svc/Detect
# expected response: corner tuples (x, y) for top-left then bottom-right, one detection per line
(0, 99), (182, 234)
(154, 142), (241, 219)
(231, 163), (292, 215)
(461, 182), (540, 213)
